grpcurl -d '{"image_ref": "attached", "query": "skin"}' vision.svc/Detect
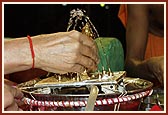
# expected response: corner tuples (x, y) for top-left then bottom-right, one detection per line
(4, 30), (99, 111)
(125, 4), (164, 87)
(4, 83), (24, 111)
(4, 30), (99, 74)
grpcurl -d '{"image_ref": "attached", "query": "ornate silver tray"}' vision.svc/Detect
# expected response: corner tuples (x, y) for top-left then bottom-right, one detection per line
(18, 71), (153, 111)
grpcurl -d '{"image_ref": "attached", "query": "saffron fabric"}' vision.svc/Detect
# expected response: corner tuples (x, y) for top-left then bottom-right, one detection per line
(118, 4), (164, 59)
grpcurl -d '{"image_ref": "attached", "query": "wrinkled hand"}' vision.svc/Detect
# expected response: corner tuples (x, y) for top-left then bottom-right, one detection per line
(146, 56), (164, 86)
(4, 84), (24, 111)
(33, 30), (99, 74)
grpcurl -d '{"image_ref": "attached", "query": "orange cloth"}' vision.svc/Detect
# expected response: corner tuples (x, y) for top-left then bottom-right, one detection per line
(118, 4), (164, 59)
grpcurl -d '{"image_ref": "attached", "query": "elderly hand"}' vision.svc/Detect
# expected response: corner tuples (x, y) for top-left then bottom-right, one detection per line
(4, 84), (24, 111)
(33, 30), (99, 74)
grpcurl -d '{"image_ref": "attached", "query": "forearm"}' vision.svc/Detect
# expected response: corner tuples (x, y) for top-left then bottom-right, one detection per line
(4, 30), (99, 75)
(4, 38), (32, 74)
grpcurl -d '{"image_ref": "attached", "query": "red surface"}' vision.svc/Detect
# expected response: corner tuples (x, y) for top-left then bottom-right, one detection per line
(150, 104), (162, 111)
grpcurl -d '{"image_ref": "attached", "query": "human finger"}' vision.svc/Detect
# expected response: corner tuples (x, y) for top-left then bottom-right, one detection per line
(80, 44), (99, 64)
(70, 64), (86, 73)
(80, 34), (95, 47)
(15, 98), (25, 108)
(10, 86), (24, 99)
(76, 55), (97, 71)
(4, 79), (17, 86)
(4, 85), (24, 110)
(69, 30), (95, 48)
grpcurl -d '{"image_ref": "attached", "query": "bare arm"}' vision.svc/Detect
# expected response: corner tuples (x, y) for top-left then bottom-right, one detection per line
(125, 4), (163, 86)
(126, 4), (149, 60)
(4, 30), (99, 75)
(4, 38), (32, 74)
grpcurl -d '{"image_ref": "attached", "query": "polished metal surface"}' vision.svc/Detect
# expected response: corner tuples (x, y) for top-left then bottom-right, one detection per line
(18, 71), (153, 98)
(18, 73), (153, 111)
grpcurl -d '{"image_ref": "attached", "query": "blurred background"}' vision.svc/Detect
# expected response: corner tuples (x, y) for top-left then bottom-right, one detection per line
(4, 4), (126, 56)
